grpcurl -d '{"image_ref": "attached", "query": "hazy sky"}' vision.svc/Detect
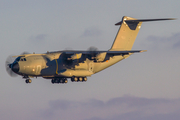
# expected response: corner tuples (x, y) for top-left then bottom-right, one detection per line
(1, 0), (180, 120)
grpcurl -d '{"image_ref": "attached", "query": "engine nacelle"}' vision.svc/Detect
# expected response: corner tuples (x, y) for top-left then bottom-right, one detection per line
(96, 52), (106, 62)
(68, 53), (82, 60)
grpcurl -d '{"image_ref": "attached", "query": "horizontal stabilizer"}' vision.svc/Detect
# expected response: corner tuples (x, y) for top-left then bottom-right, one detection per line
(115, 18), (176, 26)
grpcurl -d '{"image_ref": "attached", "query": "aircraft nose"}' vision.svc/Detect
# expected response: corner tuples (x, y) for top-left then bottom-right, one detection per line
(11, 62), (19, 73)
(9, 64), (12, 69)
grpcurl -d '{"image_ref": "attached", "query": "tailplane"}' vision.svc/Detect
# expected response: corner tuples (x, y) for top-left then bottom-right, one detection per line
(110, 16), (175, 51)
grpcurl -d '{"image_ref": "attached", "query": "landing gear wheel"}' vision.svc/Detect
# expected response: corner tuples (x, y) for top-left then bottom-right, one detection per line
(60, 78), (68, 84)
(83, 77), (87, 81)
(71, 77), (87, 82)
(29, 79), (32, 83)
(55, 79), (59, 83)
(74, 77), (78, 82)
(25, 79), (28, 83)
(79, 77), (83, 81)
(71, 77), (75, 82)
(64, 79), (68, 83)
(52, 78), (68, 84)
(25, 79), (32, 84)
(51, 79), (55, 84)
(60, 79), (64, 83)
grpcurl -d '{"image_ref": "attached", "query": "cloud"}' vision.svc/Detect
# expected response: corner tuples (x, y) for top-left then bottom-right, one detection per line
(40, 96), (180, 120)
(29, 34), (47, 43)
(146, 32), (180, 50)
(80, 27), (102, 38)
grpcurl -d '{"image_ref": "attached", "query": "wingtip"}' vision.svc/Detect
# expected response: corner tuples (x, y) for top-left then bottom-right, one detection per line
(170, 18), (177, 20)
(115, 21), (122, 26)
(160, 18), (177, 20)
(140, 50), (147, 53)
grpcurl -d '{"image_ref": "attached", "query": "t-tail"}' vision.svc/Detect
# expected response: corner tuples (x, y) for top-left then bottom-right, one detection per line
(110, 16), (175, 51)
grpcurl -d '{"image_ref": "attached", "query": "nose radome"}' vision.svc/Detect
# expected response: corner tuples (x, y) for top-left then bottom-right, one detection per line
(12, 62), (19, 73)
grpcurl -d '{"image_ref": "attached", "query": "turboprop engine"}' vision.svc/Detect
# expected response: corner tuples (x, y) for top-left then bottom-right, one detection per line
(95, 52), (107, 62)
(67, 53), (82, 60)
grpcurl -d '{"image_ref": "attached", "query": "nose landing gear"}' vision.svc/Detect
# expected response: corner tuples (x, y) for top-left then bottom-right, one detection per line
(23, 76), (32, 84)
(25, 79), (32, 84)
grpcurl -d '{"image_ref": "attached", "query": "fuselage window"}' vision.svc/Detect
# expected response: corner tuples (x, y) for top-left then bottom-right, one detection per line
(20, 59), (24, 61)
(24, 58), (26, 61)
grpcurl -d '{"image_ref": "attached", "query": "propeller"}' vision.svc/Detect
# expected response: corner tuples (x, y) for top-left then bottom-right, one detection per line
(87, 46), (98, 51)
(87, 46), (98, 59)
(5, 55), (18, 77)
(21, 51), (30, 55)
(64, 47), (73, 51)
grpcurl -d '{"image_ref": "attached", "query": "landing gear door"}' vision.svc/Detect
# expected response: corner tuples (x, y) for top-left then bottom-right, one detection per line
(36, 65), (41, 75)
(88, 61), (94, 72)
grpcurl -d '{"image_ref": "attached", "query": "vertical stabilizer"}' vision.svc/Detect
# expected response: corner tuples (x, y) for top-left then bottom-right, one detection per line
(110, 16), (142, 51)
(110, 16), (175, 51)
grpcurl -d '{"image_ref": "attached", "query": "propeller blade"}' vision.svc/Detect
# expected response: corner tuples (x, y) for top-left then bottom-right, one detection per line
(21, 51), (30, 55)
(87, 46), (98, 59)
(5, 55), (18, 77)
(87, 46), (98, 51)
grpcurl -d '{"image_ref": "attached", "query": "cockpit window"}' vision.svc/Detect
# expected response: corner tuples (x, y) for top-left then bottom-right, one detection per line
(15, 57), (27, 62)
(20, 58), (27, 61)
(15, 57), (21, 62)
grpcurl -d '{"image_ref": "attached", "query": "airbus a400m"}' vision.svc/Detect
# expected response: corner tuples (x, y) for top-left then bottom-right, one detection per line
(5, 16), (174, 84)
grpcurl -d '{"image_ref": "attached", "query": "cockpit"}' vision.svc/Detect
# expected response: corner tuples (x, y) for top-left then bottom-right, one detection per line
(14, 57), (27, 62)
(15, 57), (21, 62)
(20, 58), (27, 61)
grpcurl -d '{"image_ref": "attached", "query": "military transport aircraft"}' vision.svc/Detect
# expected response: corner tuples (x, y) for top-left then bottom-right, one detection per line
(5, 16), (175, 84)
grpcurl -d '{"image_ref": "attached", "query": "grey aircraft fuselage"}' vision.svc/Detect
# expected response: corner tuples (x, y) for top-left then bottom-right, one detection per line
(16, 52), (129, 78)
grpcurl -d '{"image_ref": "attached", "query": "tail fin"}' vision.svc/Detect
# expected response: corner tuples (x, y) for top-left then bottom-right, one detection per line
(110, 16), (175, 51)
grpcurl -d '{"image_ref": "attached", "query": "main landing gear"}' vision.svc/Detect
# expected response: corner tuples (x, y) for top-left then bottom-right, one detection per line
(71, 77), (87, 82)
(51, 77), (87, 84)
(51, 78), (68, 84)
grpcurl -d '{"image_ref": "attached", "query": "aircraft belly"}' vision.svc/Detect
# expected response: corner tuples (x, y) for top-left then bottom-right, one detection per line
(93, 55), (129, 73)
(59, 69), (93, 77)
(58, 61), (92, 77)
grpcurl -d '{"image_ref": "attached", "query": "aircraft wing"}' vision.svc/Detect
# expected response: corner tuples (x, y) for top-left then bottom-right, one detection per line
(63, 50), (147, 55)
(104, 50), (146, 55)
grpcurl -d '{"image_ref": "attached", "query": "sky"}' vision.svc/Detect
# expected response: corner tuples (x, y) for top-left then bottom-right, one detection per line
(1, 0), (180, 120)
